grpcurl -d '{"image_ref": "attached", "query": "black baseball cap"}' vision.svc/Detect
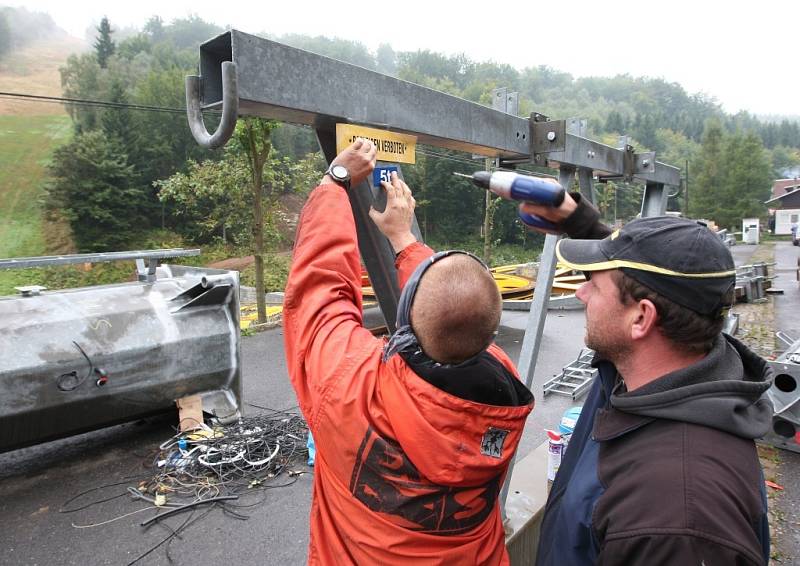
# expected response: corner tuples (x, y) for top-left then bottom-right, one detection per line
(556, 216), (736, 316)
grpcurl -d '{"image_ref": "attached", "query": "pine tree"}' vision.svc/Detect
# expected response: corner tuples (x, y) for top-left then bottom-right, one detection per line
(101, 79), (138, 159)
(46, 131), (146, 251)
(721, 132), (773, 228)
(94, 17), (115, 69)
(691, 119), (725, 221)
(605, 110), (625, 134)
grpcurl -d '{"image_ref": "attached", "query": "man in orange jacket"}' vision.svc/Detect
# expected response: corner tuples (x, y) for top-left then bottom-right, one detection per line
(284, 138), (534, 565)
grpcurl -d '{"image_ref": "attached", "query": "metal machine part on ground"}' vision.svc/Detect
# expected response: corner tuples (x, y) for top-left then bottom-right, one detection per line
(0, 250), (241, 453)
(762, 332), (800, 453)
(543, 348), (597, 400)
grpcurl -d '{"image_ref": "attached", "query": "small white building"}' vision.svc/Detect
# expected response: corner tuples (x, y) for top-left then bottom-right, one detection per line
(766, 179), (800, 235)
(742, 218), (760, 245)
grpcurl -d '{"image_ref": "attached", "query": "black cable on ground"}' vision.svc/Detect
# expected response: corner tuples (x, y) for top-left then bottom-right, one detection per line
(140, 495), (239, 527)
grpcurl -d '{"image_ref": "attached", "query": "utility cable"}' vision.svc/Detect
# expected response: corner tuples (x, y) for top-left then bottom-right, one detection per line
(0, 91), (220, 115)
(60, 475), (149, 513)
(72, 506), (158, 529)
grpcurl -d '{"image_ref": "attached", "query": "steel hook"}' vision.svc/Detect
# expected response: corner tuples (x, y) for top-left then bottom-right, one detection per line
(185, 61), (239, 149)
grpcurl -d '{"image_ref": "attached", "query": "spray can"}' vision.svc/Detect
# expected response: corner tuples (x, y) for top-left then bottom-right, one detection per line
(546, 429), (564, 489)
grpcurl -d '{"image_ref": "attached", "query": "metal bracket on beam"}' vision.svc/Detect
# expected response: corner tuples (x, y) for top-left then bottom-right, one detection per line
(136, 258), (159, 283)
(635, 152), (656, 174)
(622, 143), (635, 181)
(566, 118), (588, 137)
(531, 119), (566, 155)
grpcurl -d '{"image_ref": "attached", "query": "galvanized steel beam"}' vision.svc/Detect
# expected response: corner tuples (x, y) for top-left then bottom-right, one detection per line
(192, 31), (679, 186)
(194, 30), (530, 158)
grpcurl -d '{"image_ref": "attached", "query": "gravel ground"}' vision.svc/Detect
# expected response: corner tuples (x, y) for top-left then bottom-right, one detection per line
(731, 241), (800, 565)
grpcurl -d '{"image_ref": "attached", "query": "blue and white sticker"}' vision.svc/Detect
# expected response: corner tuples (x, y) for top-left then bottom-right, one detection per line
(373, 166), (399, 186)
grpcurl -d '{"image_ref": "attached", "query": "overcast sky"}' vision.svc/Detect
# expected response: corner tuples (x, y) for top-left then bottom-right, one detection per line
(15, 0), (800, 117)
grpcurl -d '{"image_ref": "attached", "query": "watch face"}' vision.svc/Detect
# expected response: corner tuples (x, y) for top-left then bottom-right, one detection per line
(331, 165), (349, 180)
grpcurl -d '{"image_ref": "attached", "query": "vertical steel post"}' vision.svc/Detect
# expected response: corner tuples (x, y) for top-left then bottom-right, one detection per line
(641, 181), (667, 218)
(500, 166), (576, 510)
(516, 167), (577, 394)
(577, 167), (597, 205)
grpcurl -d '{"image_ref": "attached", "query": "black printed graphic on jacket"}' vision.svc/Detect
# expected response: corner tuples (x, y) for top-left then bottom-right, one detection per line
(349, 427), (501, 535)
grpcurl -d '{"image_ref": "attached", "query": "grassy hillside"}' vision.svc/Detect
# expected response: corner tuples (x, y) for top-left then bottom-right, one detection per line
(0, 37), (86, 115)
(0, 113), (71, 293)
(0, 37), (82, 294)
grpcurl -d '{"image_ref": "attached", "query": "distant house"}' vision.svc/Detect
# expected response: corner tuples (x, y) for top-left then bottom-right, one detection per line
(765, 179), (800, 235)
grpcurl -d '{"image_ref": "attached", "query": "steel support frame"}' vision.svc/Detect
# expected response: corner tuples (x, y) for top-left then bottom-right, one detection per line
(191, 31), (681, 186)
(189, 29), (680, 329)
(187, 30), (684, 529)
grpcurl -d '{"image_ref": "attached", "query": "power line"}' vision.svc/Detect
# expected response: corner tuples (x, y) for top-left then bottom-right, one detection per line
(0, 91), (215, 115)
(1, 90), (577, 181)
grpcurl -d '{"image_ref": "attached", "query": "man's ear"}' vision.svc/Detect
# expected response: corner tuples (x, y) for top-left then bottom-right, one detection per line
(630, 298), (658, 341)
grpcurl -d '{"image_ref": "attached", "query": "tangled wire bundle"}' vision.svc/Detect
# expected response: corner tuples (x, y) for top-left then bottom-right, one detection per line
(140, 411), (310, 501)
(60, 409), (311, 565)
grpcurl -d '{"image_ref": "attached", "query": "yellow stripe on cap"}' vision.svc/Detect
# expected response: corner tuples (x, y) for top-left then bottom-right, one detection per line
(555, 242), (736, 279)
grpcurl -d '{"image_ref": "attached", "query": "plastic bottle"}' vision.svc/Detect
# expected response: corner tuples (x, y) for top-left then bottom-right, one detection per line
(546, 429), (564, 489)
(558, 406), (582, 450)
(307, 431), (316, 467)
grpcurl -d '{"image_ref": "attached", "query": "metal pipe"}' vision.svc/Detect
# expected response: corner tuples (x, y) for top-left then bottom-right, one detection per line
(500, 166), (576, 512)
(0, 249), (200, 270)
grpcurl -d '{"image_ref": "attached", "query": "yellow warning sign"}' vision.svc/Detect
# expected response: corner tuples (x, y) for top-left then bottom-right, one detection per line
(335, 124), (416, 164)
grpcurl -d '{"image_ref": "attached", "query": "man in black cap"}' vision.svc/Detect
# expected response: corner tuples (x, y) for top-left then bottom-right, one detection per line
(519, 194), (773, 565)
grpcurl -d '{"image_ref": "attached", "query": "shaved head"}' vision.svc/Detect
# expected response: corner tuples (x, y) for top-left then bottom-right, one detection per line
(410, 254), (502, 364)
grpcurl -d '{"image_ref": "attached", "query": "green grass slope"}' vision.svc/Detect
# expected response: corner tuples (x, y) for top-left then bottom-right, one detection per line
(0, 114), (71, 293)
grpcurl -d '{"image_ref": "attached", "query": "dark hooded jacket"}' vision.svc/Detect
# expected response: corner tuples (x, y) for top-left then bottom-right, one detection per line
(536, 196), (774, 566)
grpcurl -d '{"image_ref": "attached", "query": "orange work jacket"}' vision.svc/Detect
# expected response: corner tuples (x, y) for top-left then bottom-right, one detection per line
(284, 183), (534, 565)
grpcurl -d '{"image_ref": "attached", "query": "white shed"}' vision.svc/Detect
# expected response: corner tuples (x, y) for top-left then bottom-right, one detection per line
(742, 218), (760, 245)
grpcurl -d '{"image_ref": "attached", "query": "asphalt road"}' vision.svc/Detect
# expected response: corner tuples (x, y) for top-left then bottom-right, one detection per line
(769, 241), (800, 563)
(0, 297), (587, 566)
(2, 242), (798, 565)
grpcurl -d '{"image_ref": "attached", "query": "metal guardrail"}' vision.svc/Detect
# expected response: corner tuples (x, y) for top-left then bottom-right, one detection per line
(0, 249), (201, 283)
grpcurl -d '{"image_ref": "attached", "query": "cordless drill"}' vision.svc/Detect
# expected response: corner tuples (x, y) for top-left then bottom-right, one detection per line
(454, 171), (565, 231)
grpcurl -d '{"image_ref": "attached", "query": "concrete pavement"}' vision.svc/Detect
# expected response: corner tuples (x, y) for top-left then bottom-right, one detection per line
(1, 241), (798, 565)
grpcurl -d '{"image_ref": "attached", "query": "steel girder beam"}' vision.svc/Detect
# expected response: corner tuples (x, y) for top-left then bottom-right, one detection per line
(533, 129), (681, 186)
(191, 30), (680, 188)
(188, 30), (682, 327)
(196, 30), (530, 158)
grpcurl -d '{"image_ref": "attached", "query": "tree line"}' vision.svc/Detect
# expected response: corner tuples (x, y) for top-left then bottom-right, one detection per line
(44, 14), (799, 262)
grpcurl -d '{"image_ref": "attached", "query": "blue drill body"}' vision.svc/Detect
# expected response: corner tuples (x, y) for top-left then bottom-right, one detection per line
(463, 171), (565, 230)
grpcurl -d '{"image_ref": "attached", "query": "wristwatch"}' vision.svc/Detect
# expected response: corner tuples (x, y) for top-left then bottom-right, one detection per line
(325, 164), (351, 188)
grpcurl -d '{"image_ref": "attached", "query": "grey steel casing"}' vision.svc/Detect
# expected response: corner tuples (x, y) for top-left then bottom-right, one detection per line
(0, 265), (241, 452)
(763, 339), (800, 453)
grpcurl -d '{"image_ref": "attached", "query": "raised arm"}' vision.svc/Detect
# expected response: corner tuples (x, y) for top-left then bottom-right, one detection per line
(283, 139), (377, 423)
(520, 191), (612, 240)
